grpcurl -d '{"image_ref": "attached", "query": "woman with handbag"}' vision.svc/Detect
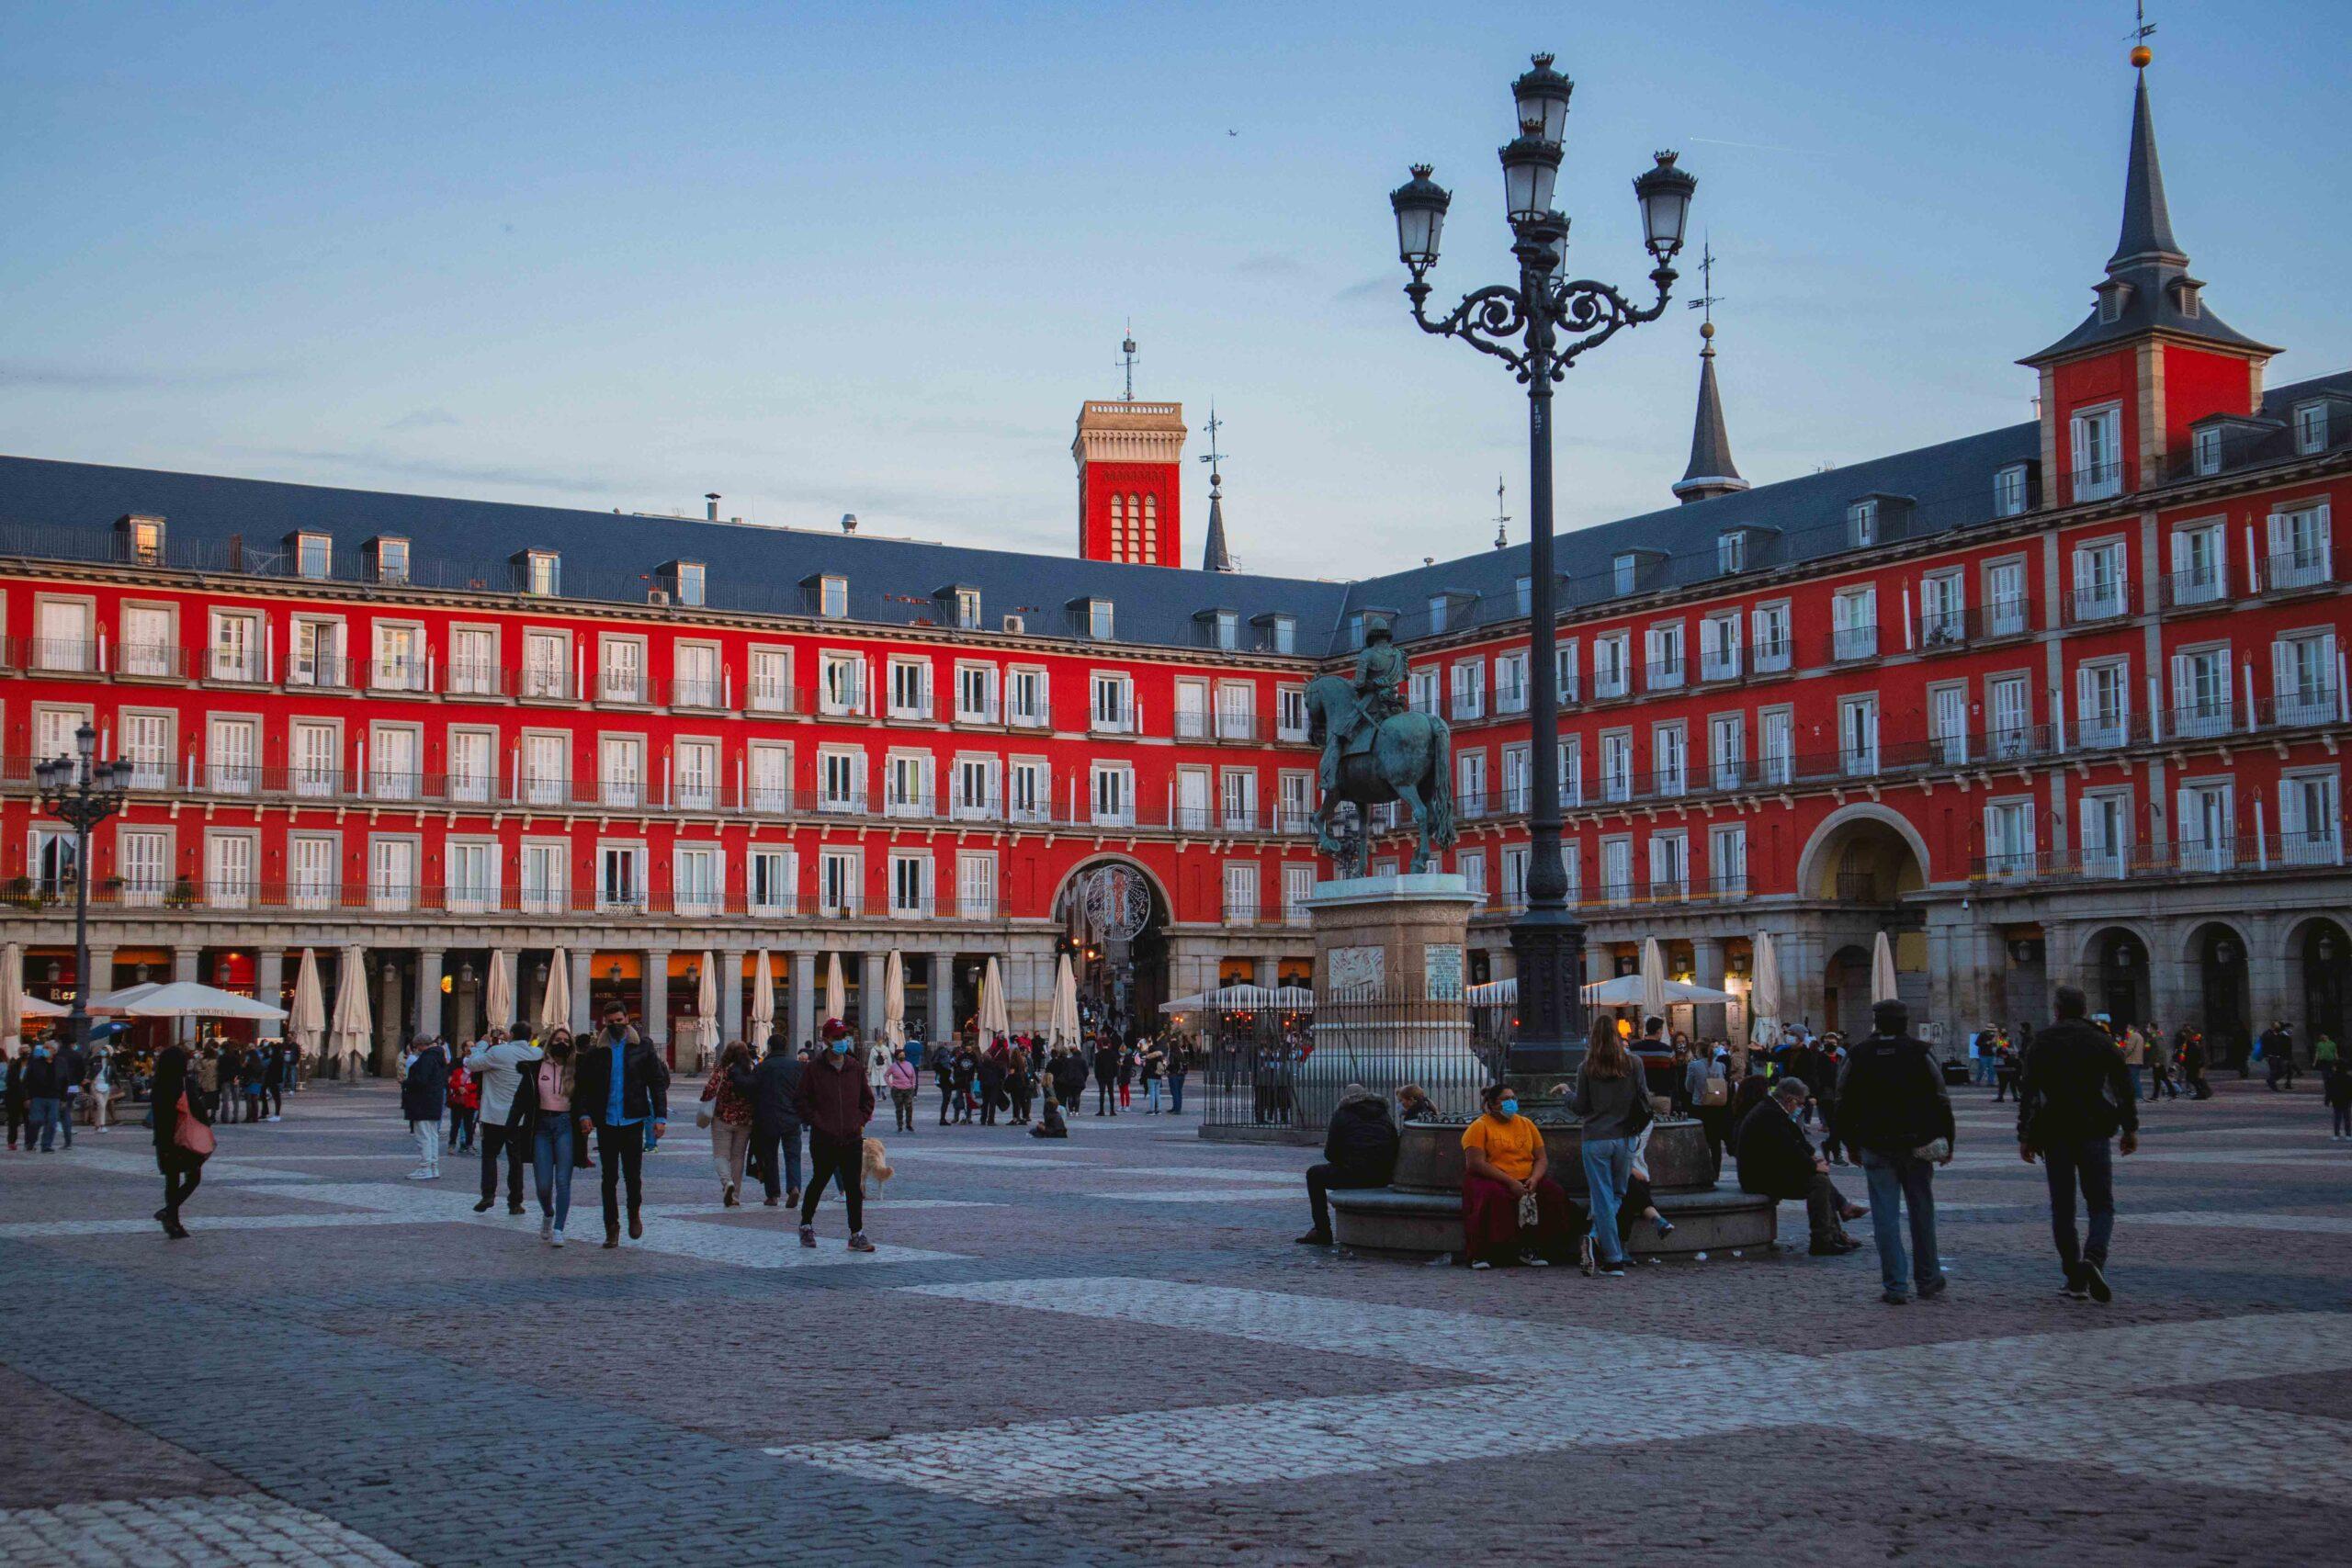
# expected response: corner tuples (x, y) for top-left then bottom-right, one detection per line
(151, 1038), (214, 1238)
(703, 1040), (756, 1207)
(1570, 1017), (1653, 1278)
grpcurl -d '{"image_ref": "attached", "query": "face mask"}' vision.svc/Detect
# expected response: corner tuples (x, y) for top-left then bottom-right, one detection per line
(830, 1038), (851, 1055)
(1497, 1099), (1518, 1118)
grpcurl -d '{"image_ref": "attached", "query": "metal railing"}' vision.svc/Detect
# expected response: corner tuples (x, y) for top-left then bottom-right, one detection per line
(0, 876), (1021, 923)
(1198, 989), (1502, 1135)
(1969, 831), (2345, 886)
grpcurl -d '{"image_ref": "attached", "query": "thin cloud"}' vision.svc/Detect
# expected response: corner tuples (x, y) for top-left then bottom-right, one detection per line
(1234, 252), (1311, 278)
(0, 360), (279, 391)
(385, 406), (461, 432)
(1332, 276), (1394, 304)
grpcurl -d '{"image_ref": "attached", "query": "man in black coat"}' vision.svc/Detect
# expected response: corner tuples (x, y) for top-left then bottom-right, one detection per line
(398, 1036), (449, 1179)
(4, 1046), (30, 1150)
(20, 1043), (67, 1153)
(746, 1034), (805, 1208)
(1837, 1000), (1956, 1303)
(1735, 1077), (1861, 1255)
(2018, 986), (2138, 1303)
(571, 1002), (670, 1248)
(1295, 1084), (1401, 1246)
(50, 1040), (86, 1148)
(1091, 1039), (1120, 1116)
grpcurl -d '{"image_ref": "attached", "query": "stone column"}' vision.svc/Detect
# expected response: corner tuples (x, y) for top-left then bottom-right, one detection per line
(641, 947), (669, 1058)
(451, 961), (480, 1045)
(719, 947), (746, 1047)
(376, 956), (403, 1069)
(792, 951), (817, 1050)
(568, 949), (593, 1037)
(256, 948), (286, 1036)
(1690, 935), (1726, 1042)
(2243, 914), (2291, 1038)
(860, 950), (883, 1041)
(173, 948), (199, 1043)
(414, 949), (444, 1042)
(1254, 955), (1278, 989)
(927, 951), (953, 1049)
(1584, 942), (1611, 988)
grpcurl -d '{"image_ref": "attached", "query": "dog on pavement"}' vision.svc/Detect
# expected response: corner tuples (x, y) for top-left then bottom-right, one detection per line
(860, 1136), (894, 1201)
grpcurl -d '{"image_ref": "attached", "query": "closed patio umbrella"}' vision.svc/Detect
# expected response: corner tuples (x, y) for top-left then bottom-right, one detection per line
(883, 949), (907, 1051)
(2, 944), (28, 1042)
(1639, 937), (1669, 1024)
(749, 949), (775, 1047)
(1050, 953), (1080, 1047)
(978, 955), (1010, 1043)
(290, 948), (326, 1062)
(484, 949), (514, 1033)
(538, 947), (571, 1039)
(1748, 931), (1781, 1046)
(330, 946), (372, 1077)
(823, 952), (845, 1026)
(1871, 931), (1901, 1006)
(695, 950), (720, 1064)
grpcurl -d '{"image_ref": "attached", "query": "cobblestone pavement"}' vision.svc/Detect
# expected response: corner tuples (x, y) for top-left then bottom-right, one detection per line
(1, 1077), (2346, 1565)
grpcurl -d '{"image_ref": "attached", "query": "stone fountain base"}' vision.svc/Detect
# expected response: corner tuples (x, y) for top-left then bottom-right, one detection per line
(1325, 1117), (1775, 1259)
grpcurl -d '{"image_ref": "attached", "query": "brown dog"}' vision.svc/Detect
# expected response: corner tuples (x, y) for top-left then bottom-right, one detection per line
(860, 1136), (894, 1201)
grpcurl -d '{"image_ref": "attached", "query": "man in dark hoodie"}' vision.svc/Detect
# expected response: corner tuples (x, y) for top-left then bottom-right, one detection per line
(1295, 1083), (1402, 1247)
(1838, 999), (1956, 1304)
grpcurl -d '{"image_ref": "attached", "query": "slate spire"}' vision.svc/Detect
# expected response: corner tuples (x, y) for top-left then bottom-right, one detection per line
(2109, 69), (2185, 270)
(1672, 322), (1747, 504)
(1201, 472), (1235, 571)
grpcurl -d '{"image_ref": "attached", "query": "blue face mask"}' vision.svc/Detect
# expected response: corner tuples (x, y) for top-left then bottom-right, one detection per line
(1497, 1099), (1518, 1118)
(830, 1038), (851, 1055)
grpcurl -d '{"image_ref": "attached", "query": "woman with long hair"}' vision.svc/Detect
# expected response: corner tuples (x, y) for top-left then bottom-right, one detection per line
(706, 1039), (757, 1206)
(527, 1028), (579, 1246)
(1571, 1015), (1653, 1277)
(150, 1036), (213, 1238)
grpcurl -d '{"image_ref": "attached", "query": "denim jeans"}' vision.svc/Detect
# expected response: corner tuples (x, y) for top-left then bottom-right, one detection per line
(1580, 1136), (1634, 1264)
(531, 1117), (575, 1229)
(1858, 1148), (1939, 1296)
(28, 1098), (62, 1152)
(2041, 1135), (2116, 1272)
(1168, 1076), (1185, 1112)
(1973, 1057), (1994, 1086)
(2125, 1066), (2143, 1100)
(1145, 1080), (1163, 1112)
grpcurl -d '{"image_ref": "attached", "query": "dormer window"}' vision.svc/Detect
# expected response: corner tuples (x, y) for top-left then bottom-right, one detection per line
(291, 532), (333, 580)
(1515, 576), (1532, 616)
(1428, 593), (1449, 634)
(819, 576), (847, 617)
(673, 561), (706, 607)
(1847, 501), (1878, 547)
(1612, 554), (1637, 595)
(954, 589), (980, 629)
(1717, 531), (1746, 573)
(2294, 400), (2328, 456)
(1255, 613), (1295, 654)
(1993, 465), (2030, 519)
(517, 549), (561, 597)
(368, 536), (410, 585)
(1070, 597), (1114, 640)
(1347, 613), (1365, 650)
(2192, 426), (2223, 477)
(1213, 609), (1237, 650)
(118, 513), (165, 565)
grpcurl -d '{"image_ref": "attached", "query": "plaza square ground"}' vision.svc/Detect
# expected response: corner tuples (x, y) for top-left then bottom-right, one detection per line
(0, 1077), (2346, 1567)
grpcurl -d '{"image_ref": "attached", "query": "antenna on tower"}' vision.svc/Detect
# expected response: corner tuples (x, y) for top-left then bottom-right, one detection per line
(1119, 321), (1138, 402)
(1491, 477), (1510, 549)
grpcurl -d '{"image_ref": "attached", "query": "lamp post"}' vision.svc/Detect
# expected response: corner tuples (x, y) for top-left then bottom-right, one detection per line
(1390, 52), (1695, 1075)
(34, 724), (134, 1062)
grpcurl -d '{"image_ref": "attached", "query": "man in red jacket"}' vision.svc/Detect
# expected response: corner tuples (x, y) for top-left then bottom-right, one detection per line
(794, 1018), (877, 1253)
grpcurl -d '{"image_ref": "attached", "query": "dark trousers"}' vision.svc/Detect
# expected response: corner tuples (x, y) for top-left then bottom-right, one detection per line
(479, 1122), (527, 1208)
(1306, 1164), (1385, 1237)
(800, 1133), (864, 1232)
(594, 1123), (646, 1231)
(891, 1089), (915, 1131)
(1613, 1172), (1658, 1250)
(6, 1100), (24, 1146)
(159, 1147), (203, 1217)
(1096, 1079), (1115, 1113)
(1009, 1083), (1031, 1123)
(937, 1085), (955, 1124)
(1696, 1107), (1728, 1177)
(2041, 1135), (2116, 1273)
(266, 1084), (283, 1116)
(1460, 1173), (1581, 1265)
(1168, 1076), (1185, 1113)
(752, 1122), (803, 1200)
(1799, 1172), (1846, 1247)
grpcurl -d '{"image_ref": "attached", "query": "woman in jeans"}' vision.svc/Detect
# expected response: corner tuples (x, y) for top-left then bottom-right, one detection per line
(1570, 1018), (1652, 1278)
(706, 1040), (756, 1207)
(528, 1030), (578, 1247)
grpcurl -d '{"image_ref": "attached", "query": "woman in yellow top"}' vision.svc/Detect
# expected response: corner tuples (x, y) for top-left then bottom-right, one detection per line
(1459, 1082), (1580, 1269)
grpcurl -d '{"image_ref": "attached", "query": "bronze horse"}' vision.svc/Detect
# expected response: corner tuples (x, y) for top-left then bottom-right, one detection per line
(1303, 673), (1459, 874)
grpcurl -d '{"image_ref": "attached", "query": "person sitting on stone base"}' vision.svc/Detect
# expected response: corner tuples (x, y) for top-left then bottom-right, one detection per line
(1296, 1083), (1401, 1247)
(1459, 1082), (1581, 1269)
(1734, 1076), (1863, 1256)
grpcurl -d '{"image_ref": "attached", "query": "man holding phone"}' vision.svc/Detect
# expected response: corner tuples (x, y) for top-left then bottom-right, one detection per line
(571, 1001), (669, 1249)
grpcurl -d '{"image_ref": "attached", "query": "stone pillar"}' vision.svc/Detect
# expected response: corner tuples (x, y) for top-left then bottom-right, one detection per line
(1690, 935), (1726, 1042)
(2042, 920), (2083, 1005)
(927, 951), (953, 1050)
(568, 949), (594, 1037)
(792, 951), (817, 1050)
(414, 949), (444, 1042)
(1254, 954), (1278, 989)
(173, 948), (199, 1043)
(1584, 942), (1611, 989)
(1780, 933), (1818, 1033)
(2243, 914), (2291, 1038)
(641, 947), (668, 1057)
(376, 956), (403, 1069)
(719, 948), (746, 1047)
(860, 950), (883, 1041)
(255, 949), (285, 1037)
(451, 960), (480, 1045)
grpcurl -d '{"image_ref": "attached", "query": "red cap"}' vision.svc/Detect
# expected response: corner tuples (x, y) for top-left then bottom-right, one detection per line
(820, 1017), (850, 1041)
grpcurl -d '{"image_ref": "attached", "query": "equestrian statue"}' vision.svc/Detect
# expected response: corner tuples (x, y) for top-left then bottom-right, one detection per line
(1304, 615), (1458, 874)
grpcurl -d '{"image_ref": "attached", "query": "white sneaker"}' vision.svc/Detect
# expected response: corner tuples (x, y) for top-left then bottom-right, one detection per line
(540, 1216), (554, 1242)
(551, 1228), (565, 1247)
(406, 1169), (434, 1181)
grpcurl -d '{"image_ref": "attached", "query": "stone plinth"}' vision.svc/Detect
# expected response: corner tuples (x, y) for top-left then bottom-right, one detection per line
(1306, 872), (1475, 1000)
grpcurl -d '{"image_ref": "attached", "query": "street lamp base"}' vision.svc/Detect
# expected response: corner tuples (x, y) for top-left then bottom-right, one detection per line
(1505, 907), (1588, 1077)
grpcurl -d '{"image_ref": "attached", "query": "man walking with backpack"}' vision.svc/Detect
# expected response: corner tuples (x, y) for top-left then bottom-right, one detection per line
(2018, 986), (2139, 1303)
(1838, 999), (1955, 1304)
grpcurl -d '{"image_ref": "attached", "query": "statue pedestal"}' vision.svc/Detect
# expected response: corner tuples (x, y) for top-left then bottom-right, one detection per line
(1304, 873), (1487, 1126)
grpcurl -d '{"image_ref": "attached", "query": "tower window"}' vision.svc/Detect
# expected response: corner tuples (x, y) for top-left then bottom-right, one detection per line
(1142, 495), (1157, 559)
(1108, 494), (1126, 561)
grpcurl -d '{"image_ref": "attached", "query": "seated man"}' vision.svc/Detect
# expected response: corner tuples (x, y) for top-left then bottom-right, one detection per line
(1297, 1083), (1401, 1247)
(1459, 1083), (1581, 1269)
(1735, 1077), (1863, 1256)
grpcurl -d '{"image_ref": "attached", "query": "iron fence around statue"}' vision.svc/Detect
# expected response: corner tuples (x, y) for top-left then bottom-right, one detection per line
(1199, 988), (1506, 1134)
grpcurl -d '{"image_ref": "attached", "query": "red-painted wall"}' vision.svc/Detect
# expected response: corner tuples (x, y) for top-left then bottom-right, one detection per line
(1080, 460), (1182, 568)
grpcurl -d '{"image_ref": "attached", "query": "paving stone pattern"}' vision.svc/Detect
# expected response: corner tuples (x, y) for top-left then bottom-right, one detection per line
(0, 1077), (2346, 1565)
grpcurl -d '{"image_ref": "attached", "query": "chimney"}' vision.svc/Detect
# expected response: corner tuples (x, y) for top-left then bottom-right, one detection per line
(841, 513), (859, 536)
(704, 492), (720, 521)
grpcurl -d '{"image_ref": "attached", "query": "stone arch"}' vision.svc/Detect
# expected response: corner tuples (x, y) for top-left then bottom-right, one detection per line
(2174, 915), (2252, 966)
(1048, 852), (1175, 925)
(1795, 803), (1935, 901)
(2081, 923), (2154, 1029)
(2075, 919), (2156, 971)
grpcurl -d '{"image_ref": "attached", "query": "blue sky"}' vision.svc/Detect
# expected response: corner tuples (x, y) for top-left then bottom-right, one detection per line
(1, 2), (2341, 578)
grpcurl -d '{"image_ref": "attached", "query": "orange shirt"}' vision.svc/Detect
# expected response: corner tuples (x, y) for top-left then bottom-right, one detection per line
(1461, 1111), (1543, 1182)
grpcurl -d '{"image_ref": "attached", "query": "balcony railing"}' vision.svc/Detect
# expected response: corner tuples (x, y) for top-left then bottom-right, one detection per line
(2066, 582), (2131, 625)
(1829, 624), (1878, 662)
(2160, 568), (2229, 610)
(2, 878), (1035, 922)
(1752, 638), (1792, 674)
(1972, 832), (2344, 886)
(1917, 598), (2033, 652)
(1644, 659), (1686, 692)
(2264, 547), (2336, 593)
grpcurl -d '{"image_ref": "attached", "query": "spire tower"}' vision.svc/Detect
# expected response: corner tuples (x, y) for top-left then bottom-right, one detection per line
(1672, 243), (1747, 504)
(1198, 402), (1235, 572)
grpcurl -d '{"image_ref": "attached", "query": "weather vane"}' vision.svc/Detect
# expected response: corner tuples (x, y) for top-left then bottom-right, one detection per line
(1198, 402), (1227, 480)
(1687, 238), (1723, 329)
(1492, 477), (1510, 549)
(2127, 1), (2155, 66)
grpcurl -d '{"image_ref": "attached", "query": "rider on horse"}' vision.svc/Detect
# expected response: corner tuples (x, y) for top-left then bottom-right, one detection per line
(1322, 615), (1408, 795)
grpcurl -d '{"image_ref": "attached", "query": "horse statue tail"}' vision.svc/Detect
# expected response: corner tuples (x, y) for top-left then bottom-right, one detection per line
(1423, 716), (1459, 852)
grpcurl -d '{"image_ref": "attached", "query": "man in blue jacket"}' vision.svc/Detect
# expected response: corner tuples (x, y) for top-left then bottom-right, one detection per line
(571, 1002), (670, 1249)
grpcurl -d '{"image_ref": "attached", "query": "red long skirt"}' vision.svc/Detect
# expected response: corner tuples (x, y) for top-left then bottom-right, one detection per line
(1461, 1172), (1582, 1265)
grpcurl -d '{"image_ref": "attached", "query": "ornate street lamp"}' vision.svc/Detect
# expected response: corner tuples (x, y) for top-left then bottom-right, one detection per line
(34, 724), (134, 1063)
(1389, 51), (1694, 1075)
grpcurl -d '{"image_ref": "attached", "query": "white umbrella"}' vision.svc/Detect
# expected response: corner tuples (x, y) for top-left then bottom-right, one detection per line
(1871, 931), (1901, 1005)
(883, 949), (907, 1051)
(539, 947), (571, 1039)
(1464, 976), (1736, 1007)
(1050, 953), (1080, 1047)
(91, 980), (286, 1020)
(822, 953), (845, 1026)
(17, 994), (70, 1019)
(1, 942), (24, 1043)
(1158, 984), (1317, 1014)
(978, 955), (1010, 1042)
(749, 949), (775, 1046)
(695, 949), (720, 1061)
(331, 945), (372, 1077)
(290, 948), (326, 1058)
(1749, 931), (1781, 1045)
(484, 949), (514, 1033)
(1639, 937), (1669, 1024)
